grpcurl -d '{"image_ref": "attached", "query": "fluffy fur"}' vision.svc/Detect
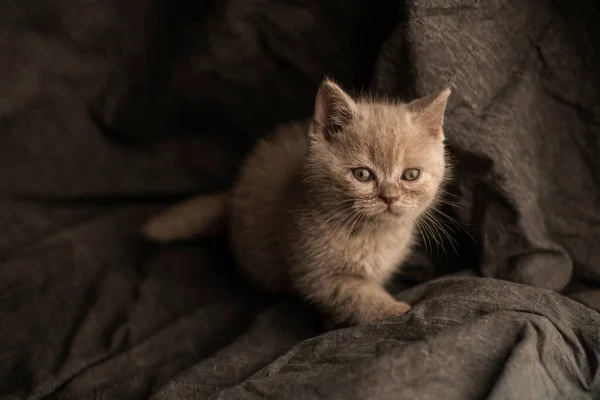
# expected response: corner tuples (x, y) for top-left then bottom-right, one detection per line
(142, 79), (451, 326)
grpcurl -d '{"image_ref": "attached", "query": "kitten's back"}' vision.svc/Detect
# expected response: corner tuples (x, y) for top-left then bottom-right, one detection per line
(229, 120), (309, 291)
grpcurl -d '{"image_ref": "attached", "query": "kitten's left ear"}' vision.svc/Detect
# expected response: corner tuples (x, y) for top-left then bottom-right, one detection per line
(407, 88), (451, 139)
(313, 79), (357, 141)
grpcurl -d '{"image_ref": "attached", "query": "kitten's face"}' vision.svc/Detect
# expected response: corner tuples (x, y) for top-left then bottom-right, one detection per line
(306, 80), (450, 224)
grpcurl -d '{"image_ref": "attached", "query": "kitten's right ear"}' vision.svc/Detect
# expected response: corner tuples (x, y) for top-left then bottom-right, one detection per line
(407, 88), (451, 139)
(312, 79), (357, 140)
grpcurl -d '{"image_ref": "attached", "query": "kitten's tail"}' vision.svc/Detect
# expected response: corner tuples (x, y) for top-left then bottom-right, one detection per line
(141, 191), (229, 243)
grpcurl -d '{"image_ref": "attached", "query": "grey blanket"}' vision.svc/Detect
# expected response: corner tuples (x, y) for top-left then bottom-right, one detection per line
(1, 0), (600, 398)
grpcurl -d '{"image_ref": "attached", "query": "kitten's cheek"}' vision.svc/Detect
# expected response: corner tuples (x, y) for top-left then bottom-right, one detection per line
(362, 203), (382, 217)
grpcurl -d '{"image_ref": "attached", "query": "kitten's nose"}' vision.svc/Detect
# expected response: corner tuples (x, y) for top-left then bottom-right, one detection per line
(379, 195), (398, 205)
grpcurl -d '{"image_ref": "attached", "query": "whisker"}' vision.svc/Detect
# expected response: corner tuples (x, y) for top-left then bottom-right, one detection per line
(429, 207), (476, 243)
(415, 219), (432, 261)
(314, 200), (357, 233)
(326, 206), (358, 243)
(424, 214), (448, 256)
(343, 211), (363, 252)
(425, 213), (458, 254)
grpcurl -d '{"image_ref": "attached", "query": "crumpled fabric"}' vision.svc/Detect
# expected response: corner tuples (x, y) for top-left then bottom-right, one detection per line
(0, 0), (599, 398)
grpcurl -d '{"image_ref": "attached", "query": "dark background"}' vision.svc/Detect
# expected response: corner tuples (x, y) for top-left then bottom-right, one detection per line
(1, 0), (600, 398)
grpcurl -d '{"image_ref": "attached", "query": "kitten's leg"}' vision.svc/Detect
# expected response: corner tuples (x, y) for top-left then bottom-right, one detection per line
(299, 276), (410, 326)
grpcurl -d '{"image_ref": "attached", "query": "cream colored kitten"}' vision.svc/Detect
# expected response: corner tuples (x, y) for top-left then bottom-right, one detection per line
(143, 79), (451, 326)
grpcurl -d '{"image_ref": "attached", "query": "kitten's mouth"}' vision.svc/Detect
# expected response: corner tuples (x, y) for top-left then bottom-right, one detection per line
(367, 202), (402, 219)
(377, 205), (399, 217)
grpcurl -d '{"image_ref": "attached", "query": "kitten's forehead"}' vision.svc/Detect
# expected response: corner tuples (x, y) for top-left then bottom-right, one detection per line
(358, 103), (414, 139)
(349, 102), (438, 165)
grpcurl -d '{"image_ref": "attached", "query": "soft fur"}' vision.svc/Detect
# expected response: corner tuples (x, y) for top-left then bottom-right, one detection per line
(143, 79), (451, 326)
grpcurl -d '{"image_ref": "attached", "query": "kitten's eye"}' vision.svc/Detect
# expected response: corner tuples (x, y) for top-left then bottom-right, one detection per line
(401, 168), (421, 182)
(352, 168), (374, 182)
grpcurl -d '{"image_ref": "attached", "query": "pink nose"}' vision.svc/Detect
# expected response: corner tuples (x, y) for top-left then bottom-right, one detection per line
(379, 195), (398, 205)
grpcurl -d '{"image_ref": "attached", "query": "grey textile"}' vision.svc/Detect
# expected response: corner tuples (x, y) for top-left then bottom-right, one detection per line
(0, 0), (599, 398)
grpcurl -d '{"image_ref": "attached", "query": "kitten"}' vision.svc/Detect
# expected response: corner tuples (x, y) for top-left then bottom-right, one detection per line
(143, 79), (451, 326)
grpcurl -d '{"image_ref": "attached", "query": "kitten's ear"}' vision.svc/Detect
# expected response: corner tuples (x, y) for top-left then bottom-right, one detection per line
(407, 88), (451, 139)
(313, 79), (357, 140)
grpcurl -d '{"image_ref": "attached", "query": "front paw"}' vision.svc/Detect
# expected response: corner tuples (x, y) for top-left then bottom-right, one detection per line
(385, 300), (411, 318)
(367, 301), (411, 324)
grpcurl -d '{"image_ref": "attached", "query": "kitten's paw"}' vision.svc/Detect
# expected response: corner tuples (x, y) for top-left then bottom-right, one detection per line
(365, 301), (411, 324)
(392, 301), (411, 315)
(383, 301), (411, 319)
(330, 301), (411, 327)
